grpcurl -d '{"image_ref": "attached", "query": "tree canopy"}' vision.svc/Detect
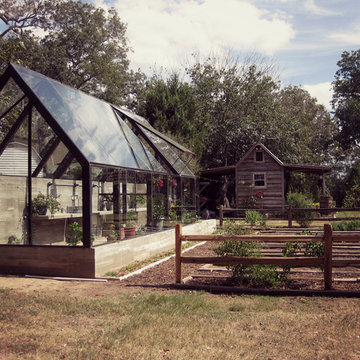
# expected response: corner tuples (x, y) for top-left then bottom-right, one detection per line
(332, 49), (360, 150)
(0, 0), (144, 107)
(137, 55), (336, 171)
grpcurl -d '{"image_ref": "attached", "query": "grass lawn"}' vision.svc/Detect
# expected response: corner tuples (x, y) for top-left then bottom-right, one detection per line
(1, 288), (360, 359)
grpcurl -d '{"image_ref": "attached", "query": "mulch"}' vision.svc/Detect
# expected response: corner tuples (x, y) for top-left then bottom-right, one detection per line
(117, 241), (360, 295)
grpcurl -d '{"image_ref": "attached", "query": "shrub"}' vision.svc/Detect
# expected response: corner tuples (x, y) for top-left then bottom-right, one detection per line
(214, 220), (283, 287)
(332, 220), (360, 231)
(304, 241), (324, 257)
(216, 220), (250, 235)
(343, 185), (360, 208)
(245, 210), (266, 227)
(214, 239), (261, 279)
(287, 192), (314, 227)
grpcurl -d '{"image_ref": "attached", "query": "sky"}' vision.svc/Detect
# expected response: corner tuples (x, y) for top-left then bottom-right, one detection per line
(90, 0), (360, 110)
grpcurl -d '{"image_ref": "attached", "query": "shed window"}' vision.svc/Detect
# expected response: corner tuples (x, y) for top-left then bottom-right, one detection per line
(255, 151), (263, 162)
(254, 173), (266, 187)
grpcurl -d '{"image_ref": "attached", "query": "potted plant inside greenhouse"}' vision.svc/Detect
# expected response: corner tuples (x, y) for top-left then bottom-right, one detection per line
(32, 192), (61, 216)
(124, 211), (137, 238)
(166, 208), (178, 227)
(107, 224), (118, 242)
(152, 204), (165, 230)
(65, 221), (83, 246)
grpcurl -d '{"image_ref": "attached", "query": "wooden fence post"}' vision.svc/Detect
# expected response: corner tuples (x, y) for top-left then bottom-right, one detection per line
(288, 206), (292, 228)
(323, 223), (333, 290)
(219, 205), (224, 227)
(175, 223), (183, 283)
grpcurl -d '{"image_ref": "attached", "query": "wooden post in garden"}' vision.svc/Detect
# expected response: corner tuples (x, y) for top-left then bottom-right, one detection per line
(288, 206), (293, 228)
(175, 223), (182, 283)
(323, 223), (333, 290)
(219, 205), (224, 227)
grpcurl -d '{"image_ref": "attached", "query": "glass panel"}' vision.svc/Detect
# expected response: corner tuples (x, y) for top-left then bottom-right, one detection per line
(254, 174), (265, 187)
(37, 141), (68, 178)
(91, 166), (117, 245)
(139, 125), (194, 176)
(0, 78), (26, 142)
(31, 176), (83, 246)
(0, 117), (29, 177)
(0, 175), (28, 244)
(256, 151), (263, 162)
(12, 64), (143, 169)
(115, 110), (165, 172)
(182, 177), (196, 207)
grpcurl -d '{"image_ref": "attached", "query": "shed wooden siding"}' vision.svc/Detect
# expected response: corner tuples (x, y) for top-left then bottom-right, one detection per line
(236, 148), (285, 209)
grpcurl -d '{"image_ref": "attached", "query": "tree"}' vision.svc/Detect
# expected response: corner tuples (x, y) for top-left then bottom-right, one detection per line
(0, 0), (144, 107)
(184, 55), (336, 170)
(0, 0), (55, 38)
(137, 73), (201, 150)
(332, 49), (360, 150)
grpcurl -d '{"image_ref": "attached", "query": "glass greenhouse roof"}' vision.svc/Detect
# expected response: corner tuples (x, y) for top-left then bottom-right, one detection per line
(10, 64), (193, 175)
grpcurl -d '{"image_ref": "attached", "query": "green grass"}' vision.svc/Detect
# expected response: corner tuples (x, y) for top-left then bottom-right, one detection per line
(1, 288), (360, 359)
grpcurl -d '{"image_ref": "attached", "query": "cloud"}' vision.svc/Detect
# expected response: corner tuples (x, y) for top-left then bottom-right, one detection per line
(329, 26), (360, 45)
(304, 0), (334, 16)
(303, 82), (333, 109)
(95, 0), (295, 72)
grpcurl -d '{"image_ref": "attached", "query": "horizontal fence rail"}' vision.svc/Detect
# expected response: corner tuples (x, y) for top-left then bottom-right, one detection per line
(175, 223), (360, 291)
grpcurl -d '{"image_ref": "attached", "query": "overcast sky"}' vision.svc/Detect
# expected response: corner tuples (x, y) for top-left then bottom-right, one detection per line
(90, 0), (360, 110)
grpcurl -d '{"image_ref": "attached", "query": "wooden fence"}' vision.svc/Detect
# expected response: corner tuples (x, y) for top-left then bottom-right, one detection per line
(175, 223), (360, 290)
(218, 205), (360, 227)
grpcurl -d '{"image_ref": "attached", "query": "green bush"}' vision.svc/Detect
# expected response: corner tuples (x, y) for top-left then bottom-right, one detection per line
(217, 220), (250, 235)
(245, 210), (266, 227)
(343, 185), (360, 208)
(214, 220), (284, 287)
(287, 192), (314, 228)
(332, 220), (360, 231)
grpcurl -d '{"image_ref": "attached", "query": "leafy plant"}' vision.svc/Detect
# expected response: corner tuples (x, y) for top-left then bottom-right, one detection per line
(136, 195), (146, 205)
(332, 220), (360, 231)
(153, 204), (165, 220)
(47, 194), (61, 214)
(107, 224), (117, 240)
(245, 210), (265, 227)
(282, 241), (302, 276)
(287, 192), (314, 227)
(7, 235), (21, 245)
(214, 221), (283, 287)
(32, 192), (61, 214)
(126, 211), (137, 227)
(181, 209), (194, 223)
(217, 220), (250, 235)
(304, 241), (324, 258)
(66, 221), (83, 246)
(168, 209), (178, 222)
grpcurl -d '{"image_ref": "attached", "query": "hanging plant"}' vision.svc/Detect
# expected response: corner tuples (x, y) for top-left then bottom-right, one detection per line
(152, 176), (164, 188)
(169, 177), (178, 187)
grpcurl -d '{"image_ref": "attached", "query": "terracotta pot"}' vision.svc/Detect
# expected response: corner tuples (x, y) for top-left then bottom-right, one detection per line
(118, 227), (125, 240)
(124, 226), (136, 238)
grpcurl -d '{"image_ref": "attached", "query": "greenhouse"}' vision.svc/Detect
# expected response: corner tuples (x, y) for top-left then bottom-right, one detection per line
(0, 63), (201, 277)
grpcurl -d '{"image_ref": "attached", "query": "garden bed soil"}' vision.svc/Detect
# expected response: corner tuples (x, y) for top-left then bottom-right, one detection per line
(0, 241), (360, 297)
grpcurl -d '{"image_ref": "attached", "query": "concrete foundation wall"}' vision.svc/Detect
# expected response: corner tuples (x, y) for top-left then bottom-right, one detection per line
(95, 219), (216, 275)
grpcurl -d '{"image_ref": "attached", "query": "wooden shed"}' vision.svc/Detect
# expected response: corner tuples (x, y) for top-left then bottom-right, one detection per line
(200, 143), (332, 212)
